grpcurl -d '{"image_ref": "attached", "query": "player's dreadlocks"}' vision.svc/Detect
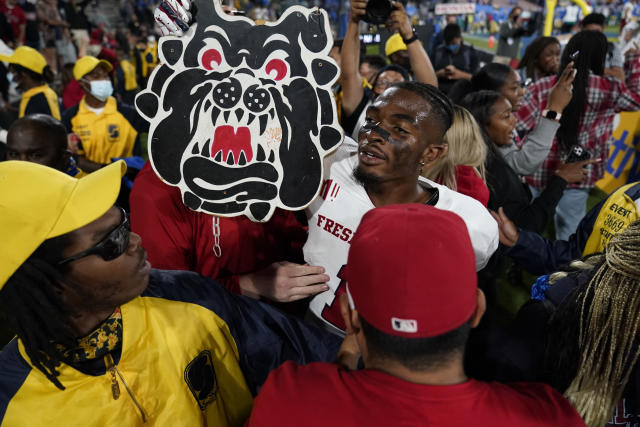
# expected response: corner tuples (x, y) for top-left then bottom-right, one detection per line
(393, 81), (455, 135)
(0, 234), (77, 390)
(545, 220), (640, 427)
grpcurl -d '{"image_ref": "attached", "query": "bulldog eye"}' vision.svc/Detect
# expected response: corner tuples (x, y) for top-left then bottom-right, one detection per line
(265, 59), (287, 81)
(202, 49), (222, 71)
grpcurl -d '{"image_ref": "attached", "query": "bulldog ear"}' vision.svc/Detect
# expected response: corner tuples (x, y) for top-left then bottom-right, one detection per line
(159, 38), (184, 66)
(311, 58), (338, 86)
(135, 91), (159, 121)
(301, 9), (330, 53)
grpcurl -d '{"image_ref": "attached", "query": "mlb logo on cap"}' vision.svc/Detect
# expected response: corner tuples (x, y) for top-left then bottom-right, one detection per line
(346, 204), (477, 338)
(392, 318), (418, 334)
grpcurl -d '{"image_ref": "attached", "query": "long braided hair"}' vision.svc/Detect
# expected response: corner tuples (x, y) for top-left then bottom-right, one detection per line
(545, 219), (640, 426)
(555, 31), (608, 153)
(0, 234), (77, 390)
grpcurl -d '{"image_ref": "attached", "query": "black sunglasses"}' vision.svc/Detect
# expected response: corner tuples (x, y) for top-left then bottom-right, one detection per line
(58, 208), (130, 265)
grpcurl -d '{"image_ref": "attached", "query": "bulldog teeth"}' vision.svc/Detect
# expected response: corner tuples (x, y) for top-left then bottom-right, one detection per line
(192, 143), (199, 155)
(211, 107), (221, 127)
(257, 144), (266, 161)
(268, 149), (275, 163)
(259, 114), (268, 135)
(202, 139), (210, 157)
(238, 151), (247, 165)
(247, 113), (256, 126)
(269, 108), (275, 120)
(235, 108), (244, 122)
(214, 150), (223, 162)
(223, 110), (231, 122)
(226, 152), (235, 165)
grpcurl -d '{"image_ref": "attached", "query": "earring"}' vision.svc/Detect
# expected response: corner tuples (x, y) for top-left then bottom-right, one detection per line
(419, 161), (425, 174)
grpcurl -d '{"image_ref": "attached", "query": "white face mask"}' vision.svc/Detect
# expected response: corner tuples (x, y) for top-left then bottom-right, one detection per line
(86, 79), (113, 101)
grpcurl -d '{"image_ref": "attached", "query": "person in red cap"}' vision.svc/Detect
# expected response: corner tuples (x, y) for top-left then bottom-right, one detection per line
(247, 204), (585, 427)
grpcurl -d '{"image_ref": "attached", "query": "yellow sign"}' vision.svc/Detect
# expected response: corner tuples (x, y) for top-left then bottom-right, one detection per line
(596, 111), (640, 194)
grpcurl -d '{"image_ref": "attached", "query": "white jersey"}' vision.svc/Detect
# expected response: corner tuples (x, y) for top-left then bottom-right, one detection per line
(304, 139), (499, 334)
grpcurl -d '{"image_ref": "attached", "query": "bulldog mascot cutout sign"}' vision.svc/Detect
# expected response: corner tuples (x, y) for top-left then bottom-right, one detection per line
(136, 1), (343, 221)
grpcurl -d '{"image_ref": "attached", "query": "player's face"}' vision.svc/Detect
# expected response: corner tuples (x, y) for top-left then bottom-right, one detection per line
(357, 87), (443, 184)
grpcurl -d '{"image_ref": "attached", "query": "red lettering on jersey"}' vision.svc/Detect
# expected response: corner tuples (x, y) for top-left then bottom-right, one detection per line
(319, 179), (340, 201)
(317, 214), (326, 227)
(331, 222), (344, 238)
(316, 215), (353, 242)
(610, 399), (633, 425)
(341, 227), (352, 242)
(321, 264), (347, 330)
(323, 218), (335, 232)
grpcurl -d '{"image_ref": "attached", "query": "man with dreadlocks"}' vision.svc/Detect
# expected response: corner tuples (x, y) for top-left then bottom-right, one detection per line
(154, 3), (500, 337)
(0, 161), (339, 426)
(482, 219), (640, 426)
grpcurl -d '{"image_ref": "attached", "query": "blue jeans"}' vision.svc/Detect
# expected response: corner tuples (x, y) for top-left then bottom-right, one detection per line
(529, 186), (590, 241)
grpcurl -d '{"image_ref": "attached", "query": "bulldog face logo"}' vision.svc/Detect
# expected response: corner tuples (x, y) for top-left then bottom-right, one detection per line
(135, 1), (343, 221)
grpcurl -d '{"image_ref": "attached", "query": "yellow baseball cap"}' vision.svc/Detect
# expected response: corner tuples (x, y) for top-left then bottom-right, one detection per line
(73, 56), (113, 80)
(0, 160), (126, 289)
(385, 33), (407, 57)
(0, 46), (47, 74)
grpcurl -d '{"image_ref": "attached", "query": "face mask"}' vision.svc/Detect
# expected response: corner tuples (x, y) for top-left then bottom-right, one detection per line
(87, 79), (113, 101)
(446, 44), (459, 53)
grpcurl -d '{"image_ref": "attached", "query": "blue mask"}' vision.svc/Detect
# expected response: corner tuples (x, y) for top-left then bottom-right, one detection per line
(446, 44), (459, 53)
(88, 79), (113, 101)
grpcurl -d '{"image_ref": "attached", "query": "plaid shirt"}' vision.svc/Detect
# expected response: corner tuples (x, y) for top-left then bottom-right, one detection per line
(516, 53), (640, 190)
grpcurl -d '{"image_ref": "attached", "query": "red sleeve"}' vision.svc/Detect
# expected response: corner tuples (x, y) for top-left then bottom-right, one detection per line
(515, 76), (553, 137)
(130, 163), (194, 271)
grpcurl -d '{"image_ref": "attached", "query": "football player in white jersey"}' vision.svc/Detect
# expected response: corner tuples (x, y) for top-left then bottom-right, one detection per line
(305, 82), (498, 334)
(155, 5), (498, 335)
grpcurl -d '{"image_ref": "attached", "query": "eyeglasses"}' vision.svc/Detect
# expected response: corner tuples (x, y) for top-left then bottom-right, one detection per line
(58, 208), (130, 265)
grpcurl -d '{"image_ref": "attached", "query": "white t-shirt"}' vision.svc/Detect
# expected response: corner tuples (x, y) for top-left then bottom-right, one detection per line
(563, 5), (580, 23)
(304, 139), (499, 334)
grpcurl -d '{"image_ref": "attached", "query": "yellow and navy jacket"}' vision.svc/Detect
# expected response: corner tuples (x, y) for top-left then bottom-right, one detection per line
(19, 84), (61, 120)
(0, 270), (340, 426)
(507, 181), (640, 275)
(115, 59), (138, 93)
(62, 96), (148, 165)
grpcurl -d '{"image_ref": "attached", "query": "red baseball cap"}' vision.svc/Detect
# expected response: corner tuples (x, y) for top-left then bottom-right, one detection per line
(346, 204), (477, 338)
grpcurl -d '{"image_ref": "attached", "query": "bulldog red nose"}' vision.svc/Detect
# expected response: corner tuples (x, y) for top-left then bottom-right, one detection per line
(212, 125), (253, 165)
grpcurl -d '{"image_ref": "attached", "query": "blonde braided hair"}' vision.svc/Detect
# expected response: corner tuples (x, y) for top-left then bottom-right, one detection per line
(564, 219), (640, 426)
